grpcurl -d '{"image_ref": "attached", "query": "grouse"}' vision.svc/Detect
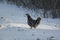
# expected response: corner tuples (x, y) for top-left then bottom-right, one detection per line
(26, 14), (41, 29)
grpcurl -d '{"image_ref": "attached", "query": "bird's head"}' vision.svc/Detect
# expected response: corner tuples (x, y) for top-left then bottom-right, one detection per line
(26, 13), (30, 17)
(26, 14), (29, 16)
(26, 13), (32, 20)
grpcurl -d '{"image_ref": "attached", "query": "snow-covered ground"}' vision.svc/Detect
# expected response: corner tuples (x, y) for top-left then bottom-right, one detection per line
(0, 27), (60, 40)
(0, 3), (60, 40)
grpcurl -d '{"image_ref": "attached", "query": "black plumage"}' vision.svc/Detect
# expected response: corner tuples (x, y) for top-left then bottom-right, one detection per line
(26, 14), (41, 29)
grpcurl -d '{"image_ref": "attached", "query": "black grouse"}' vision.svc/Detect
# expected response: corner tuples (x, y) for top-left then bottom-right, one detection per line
(26, 14), (41, 29)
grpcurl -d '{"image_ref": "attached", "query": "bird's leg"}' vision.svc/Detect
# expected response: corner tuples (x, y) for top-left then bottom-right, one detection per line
(34, 27), (36, 29)
(30, 27), (32, 29)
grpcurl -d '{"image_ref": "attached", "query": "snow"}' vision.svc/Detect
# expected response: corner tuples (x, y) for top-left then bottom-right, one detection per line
(0, 3), (60, 40)
(0, 27), (60, 40)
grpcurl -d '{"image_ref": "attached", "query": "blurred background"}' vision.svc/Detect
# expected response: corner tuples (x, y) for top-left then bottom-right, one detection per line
(0, 0), (60, 18)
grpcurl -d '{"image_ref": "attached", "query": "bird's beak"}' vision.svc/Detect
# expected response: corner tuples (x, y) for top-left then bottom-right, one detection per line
(25, 14), (27, 17)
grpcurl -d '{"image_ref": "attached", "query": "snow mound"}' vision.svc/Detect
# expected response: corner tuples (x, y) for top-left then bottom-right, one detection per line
(0, 23), (60, 30)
